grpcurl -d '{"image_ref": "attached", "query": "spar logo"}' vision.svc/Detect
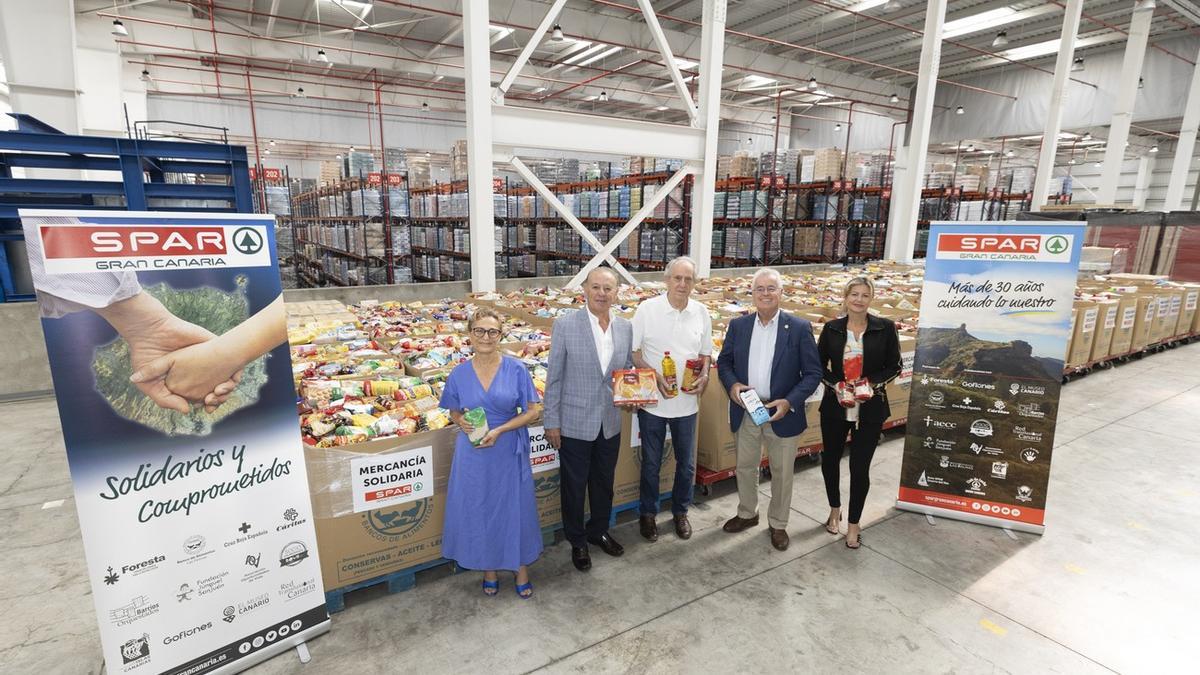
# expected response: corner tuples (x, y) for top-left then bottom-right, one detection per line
(362, 499), (431, 541)
(935, 232), (1074, 262)
(37, 222), (272, 273)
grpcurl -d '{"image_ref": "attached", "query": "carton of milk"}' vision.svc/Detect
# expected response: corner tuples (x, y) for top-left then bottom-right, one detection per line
(739, 389), (771, 426)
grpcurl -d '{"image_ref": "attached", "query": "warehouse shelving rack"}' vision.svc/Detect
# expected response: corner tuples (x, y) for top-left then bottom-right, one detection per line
(407, 171), (692, 282)
(288, 173), (410, 288)
(0, 114), (254, 302)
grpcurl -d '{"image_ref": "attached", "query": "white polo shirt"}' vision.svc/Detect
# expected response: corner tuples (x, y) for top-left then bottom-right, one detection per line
(631, 293), (713, 418)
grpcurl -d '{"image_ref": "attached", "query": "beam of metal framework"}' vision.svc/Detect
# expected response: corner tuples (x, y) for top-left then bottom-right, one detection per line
(491, 105), (706, 160)
(507, 155), (638, 285)
(493, 0), (568, 102)
(1164, 41), (1200, 211)
(1031, 0), (1085, 211)
(1132, 154), (1156, 209)
(690, 0), (727, 278)
(463, 0), (497, 291)
(636, 0), (700, 125)
(566, 165), (695, 288)
(884, 0), (948, 263)
(1098, 1), (1154, 204)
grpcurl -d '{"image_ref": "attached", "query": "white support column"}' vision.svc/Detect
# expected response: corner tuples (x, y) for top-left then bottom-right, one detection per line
(1031, 0), (1085, 211)
(689, 0), (727, 278)
(1132, 155), (1156, 210)
(1098, 1), (1155, 205)
(0, 0), (80, 135)
(1164, 42), (1200, 211)
(462, 0), (497, 292)
(883, 0), (947, 263)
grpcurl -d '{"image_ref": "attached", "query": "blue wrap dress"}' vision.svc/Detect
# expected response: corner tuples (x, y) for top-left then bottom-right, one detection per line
(439, 355), (544, 571)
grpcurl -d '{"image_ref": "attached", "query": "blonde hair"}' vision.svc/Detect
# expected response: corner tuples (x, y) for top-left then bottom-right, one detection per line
(844, 276), (875, 299)
(468, 307), (504, 330)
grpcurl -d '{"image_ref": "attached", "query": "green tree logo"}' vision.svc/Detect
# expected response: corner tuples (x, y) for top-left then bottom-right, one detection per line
(1045, 236), (1068, 254)
(232, 227), (264, 255)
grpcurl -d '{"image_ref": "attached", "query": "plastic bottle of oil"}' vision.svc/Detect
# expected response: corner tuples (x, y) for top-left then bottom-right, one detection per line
(662, 351), (678, 397)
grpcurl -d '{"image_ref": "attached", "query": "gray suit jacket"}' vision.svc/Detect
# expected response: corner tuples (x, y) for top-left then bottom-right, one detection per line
(543, 307), (633, 441)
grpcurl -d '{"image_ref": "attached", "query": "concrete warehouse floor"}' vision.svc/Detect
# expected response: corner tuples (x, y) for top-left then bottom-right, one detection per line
(2, 342), (1196, 674)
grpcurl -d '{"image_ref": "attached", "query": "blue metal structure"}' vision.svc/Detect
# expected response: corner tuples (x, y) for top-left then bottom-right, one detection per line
(0, 114), (254, 302)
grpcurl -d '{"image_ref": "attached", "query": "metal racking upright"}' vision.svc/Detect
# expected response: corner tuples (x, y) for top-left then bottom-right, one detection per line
(0, 114), (254, 302)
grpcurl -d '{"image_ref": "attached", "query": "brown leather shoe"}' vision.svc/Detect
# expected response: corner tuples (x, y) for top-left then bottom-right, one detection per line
(769, 526), (789, 551)
(722, 514), (759, 533)
(639, 515), (658, 542)
(674, 513), (692, 540)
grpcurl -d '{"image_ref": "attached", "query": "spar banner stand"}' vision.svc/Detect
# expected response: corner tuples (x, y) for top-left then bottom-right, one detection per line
(896, 221), (1084, 535)
(20, 210), (329, 674)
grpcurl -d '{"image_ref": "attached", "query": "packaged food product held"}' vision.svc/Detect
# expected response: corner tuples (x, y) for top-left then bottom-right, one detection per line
(738, 388), (771, 426)
(682, 358), (704, 392)
(612, 368), (658, 405)
(464, 406), (490, 446)
(661, 351), (678, 397)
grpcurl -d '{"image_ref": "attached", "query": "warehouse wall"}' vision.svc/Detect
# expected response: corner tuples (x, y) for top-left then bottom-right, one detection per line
(788, 106), (898, 153)
(930, 34), (1200, 144)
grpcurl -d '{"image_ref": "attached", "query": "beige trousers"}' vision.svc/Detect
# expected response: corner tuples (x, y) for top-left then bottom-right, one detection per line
(735, 421), (797, 529)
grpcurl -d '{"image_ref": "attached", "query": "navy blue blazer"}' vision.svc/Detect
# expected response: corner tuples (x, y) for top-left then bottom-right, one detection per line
(717, 310), (822, 438)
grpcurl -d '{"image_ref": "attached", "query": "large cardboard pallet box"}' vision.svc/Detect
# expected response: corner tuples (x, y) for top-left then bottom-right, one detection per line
(306, 429), (456, 592)
(1089, 299), (1120, 362)
(1129, 295), (1158, 352)
(1066, 301), (1099, 368)
(1172, 285), (1199, 337)
(1108, 294), (1139, 356)
(612, 409), (677, 508)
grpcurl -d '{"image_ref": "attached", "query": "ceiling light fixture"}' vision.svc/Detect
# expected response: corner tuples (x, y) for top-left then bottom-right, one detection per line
(422, 101), (429, 111)
(139, 68), (150, 82)
(296, 86), (305, 97)
(966, 144), (975, 152)
(955, 106), (965, 115)
(808, 77), (818, 89)
(747, 137), (754, 145)
(336, 154), (342, 160)
(111, 19), (128, 37)
(1072, 57), (1085, 72)
(1068, 158), (1077, 165)
(771, 115), (777, 123)
(264, 149), (271, 155)
(1150, 145), (1159, 153)
(316, 49), (329, 63)
(269, 139), (276, 146)
(599, 91), (608, 102)
(1139, 77), (1145, 89)
(349, 146), (355, 152)
(835, 123), (842, 131)
(1082, 132), (1092, 141)
(551, 24), (564, 41)
(1006, 150), (1015, 158)
(993, 31), (1009, 47)
(890, 93), (900, 103)
(656, 105), (669, 111)
(1093, 161), (1102, 167)
(425, 151), (431, 157)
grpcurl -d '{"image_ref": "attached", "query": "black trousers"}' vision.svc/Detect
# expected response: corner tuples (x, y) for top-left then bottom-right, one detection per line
(558, 430), (621, 547)
(819, 413), (885, 525)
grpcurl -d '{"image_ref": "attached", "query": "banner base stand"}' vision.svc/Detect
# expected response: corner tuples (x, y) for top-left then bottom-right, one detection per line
(204, 620), (330, 675)
(296, 641), (312, 664)
(896, 501), (1045, 536)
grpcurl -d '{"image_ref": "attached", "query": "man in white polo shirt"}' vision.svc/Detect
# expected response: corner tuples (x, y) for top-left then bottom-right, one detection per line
(631, 256), (713, 542)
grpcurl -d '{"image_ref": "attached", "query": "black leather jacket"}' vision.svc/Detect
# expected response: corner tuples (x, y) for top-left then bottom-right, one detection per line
(817, 314), (902, 423)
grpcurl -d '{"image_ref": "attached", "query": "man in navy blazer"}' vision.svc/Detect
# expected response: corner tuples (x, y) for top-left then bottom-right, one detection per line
(717, 268), (821, 551)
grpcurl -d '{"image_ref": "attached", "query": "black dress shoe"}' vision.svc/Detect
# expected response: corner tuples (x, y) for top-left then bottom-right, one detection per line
(571, 545), (591, 572)
(586, 532), (625, 557)
(639, 515), (658, 542)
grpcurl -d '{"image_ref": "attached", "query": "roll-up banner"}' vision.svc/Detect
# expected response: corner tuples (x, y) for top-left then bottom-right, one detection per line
(20, 210), (329, 674)
(896, 221), (1084, 534)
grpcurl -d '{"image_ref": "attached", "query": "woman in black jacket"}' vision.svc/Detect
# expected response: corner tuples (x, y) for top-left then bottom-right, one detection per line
(817, 277), (902, 549)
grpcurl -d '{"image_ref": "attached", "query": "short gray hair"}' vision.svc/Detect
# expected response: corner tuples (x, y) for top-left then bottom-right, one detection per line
(664, 256), (697, 279)
(752, 267), (782, 287)
(586, 266), (619, 286)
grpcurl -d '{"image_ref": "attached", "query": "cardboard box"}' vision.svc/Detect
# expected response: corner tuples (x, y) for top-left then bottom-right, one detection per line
(1149, 291), (1175, 344)
(696, 368), (737, 472)
(1089, 299), (1119, 362)
(1129, 295), (1158, 352)
(612, 409), (677, 507)
(1179, 286), (1199, 337)
(1067, 301), (1099, 367)
(1109, 294), (1139, 356)
(306, 429), (456, 591)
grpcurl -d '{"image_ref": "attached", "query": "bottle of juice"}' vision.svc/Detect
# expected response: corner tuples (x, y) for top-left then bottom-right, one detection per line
(662, 351), (678, 397)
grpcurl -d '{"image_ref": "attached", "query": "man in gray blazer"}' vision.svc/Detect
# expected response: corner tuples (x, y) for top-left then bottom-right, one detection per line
(544, 266), (633, 572)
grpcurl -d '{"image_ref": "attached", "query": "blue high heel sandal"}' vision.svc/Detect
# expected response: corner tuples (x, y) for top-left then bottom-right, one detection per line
(482, 578), (499, 596)
(514, 580), (533, 599)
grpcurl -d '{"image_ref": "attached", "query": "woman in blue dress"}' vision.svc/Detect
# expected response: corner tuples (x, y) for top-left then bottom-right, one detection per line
(440, 308), (544, 598)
